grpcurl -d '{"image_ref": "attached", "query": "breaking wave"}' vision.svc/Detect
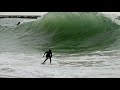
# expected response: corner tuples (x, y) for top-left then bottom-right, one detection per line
(1, 12), (120, 53)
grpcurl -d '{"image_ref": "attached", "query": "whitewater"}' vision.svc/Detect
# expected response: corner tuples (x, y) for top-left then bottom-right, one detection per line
(0, 12), (120, 78)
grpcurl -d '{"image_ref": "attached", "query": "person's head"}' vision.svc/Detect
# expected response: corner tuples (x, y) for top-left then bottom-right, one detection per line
(49, 49), (51, 52)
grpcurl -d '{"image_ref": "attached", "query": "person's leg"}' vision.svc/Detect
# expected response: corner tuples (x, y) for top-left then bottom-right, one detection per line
(42, 57), (48, 64)
(50, 57), (52, 64)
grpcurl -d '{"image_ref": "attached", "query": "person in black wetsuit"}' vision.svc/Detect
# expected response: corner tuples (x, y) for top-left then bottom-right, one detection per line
(42, 50), (52, 64)
(17, 22), (20, 25)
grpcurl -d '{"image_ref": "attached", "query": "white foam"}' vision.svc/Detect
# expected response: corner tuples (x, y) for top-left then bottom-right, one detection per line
(0, 51), (120, 78)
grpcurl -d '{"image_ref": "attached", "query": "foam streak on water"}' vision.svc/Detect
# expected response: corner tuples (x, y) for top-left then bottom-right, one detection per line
(0, 51), (120, 78)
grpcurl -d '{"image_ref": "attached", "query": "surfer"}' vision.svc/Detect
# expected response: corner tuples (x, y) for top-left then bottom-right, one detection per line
(42, 49), (52, 64)
(17, 22), (20, 25)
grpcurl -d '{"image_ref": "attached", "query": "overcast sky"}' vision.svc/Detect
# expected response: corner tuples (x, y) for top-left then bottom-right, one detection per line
(0, 12), (47, 15)
(0, 12), (120, 15)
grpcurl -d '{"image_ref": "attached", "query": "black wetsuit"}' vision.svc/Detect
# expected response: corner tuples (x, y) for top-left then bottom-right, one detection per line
(43, 50), (52, 64)
(45, 51), (52, 58)
(17, 22), (20, 25)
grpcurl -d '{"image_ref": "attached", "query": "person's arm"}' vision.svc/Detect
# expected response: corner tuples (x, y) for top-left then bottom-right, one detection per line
(43, 52), (46, 57)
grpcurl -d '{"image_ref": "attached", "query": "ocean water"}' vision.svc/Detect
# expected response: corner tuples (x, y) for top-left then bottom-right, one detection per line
(0, 12), (120, 78)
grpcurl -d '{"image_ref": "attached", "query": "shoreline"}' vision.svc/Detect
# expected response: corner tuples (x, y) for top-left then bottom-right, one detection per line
(0, 15), (41, 19)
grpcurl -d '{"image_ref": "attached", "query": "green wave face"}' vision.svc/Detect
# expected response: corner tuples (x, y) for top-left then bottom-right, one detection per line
(16, 12), (120, 53)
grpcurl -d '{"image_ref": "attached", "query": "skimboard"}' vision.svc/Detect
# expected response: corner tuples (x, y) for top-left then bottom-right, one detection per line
(41, 63), (53, 65)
